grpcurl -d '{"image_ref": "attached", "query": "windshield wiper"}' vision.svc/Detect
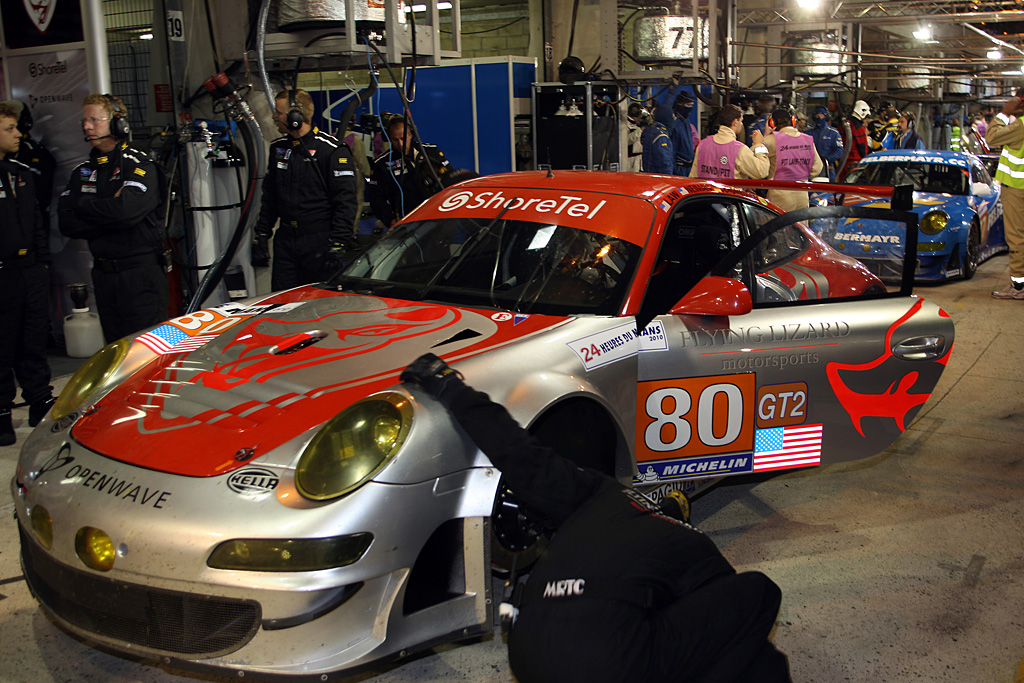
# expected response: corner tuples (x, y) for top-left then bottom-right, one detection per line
(415, 197), (518, 301)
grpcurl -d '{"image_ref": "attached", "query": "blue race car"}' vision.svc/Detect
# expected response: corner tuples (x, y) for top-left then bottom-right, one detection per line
(835, 150), (1006, 281)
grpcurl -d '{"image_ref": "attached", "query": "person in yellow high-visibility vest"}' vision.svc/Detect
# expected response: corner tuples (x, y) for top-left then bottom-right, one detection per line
(988, 91), (1024, 299)
(950, 121), (962, 151)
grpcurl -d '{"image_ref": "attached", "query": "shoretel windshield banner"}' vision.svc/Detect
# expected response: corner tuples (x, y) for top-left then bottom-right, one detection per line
(1, 0), (84, 49)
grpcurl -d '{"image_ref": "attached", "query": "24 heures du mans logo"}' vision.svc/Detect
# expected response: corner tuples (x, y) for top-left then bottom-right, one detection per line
(24, 0), (55, 33)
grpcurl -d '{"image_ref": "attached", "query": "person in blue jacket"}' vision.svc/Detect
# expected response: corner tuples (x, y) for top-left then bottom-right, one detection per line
(746, 94), (776, 146)
(656, 80), (699, 176)
(641, 102), (675, 174)
(882, 111), (925, 150)
(808, 106), (844, 181)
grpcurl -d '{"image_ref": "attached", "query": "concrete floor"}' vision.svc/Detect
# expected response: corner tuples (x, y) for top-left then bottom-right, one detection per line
(2, 255), (1023, 683)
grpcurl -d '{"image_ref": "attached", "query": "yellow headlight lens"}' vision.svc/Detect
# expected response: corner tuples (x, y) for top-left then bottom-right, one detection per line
(52, 340), (130, 420)
(920, 211), (949, 235)
(75, 527), (116, 571)
(295, 394), (412, 501)
(30, 505), (53, 549)
(207, 534), (373, 571)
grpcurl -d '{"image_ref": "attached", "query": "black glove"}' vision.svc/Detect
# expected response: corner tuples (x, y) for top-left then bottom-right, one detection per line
(400, 353), (464, 403)
(251, 235), (270, 268)
(323, 240), (347, 274)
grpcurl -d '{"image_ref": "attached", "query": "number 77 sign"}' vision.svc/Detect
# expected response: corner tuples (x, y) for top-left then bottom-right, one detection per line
(635, 374), (756, 462)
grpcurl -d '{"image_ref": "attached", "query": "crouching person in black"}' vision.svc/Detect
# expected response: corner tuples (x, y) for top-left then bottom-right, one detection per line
(401, 353), (791, 683)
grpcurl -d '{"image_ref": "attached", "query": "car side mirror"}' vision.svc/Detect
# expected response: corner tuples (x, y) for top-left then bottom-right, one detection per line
(971, 182), (992, 197)
(669, 276), (753, 316)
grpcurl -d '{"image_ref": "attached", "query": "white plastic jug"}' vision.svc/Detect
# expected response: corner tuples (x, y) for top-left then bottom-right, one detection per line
(64, 308), (104, 358)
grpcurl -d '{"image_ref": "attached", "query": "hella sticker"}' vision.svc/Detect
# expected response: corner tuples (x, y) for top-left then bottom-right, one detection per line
(227, 467), (280, 496)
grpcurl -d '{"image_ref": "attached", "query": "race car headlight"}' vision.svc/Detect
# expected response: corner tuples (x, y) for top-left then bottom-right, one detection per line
(30, 505), (53, 550)
(295, 393), (412, 501)
(52, 339), (130, 421)
(75, 526), (116, 572)
(207, 533), (373, 571)
(920, 210), (949, 235)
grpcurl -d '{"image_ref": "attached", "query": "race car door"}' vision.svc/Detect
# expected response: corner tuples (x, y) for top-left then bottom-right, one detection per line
(633, 196), (954, 487)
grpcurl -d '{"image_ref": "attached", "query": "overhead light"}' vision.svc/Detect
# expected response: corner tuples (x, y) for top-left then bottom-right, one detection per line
(796, 0), (820, 7)
(988, 49), (1004, 60)
(404, 2), (453, 10)
(140, 32), (153, 40)
(913, 26), (932, 41)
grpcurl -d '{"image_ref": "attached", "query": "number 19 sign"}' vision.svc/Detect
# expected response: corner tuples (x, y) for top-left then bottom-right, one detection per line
(635, 374), (756, 462)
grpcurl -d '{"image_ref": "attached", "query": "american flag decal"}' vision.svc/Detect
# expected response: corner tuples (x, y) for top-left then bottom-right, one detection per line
(136, 324), (217, 355)
(753, 424), (823, 472)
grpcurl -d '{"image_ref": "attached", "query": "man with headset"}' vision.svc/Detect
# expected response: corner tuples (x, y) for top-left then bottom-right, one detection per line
(251, 88), (358, 290)
(58, 93), (168, 343)
(367, 114), (452, 229)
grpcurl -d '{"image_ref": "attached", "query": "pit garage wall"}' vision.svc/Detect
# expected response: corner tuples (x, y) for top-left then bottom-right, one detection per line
(308, 56), (536, 176)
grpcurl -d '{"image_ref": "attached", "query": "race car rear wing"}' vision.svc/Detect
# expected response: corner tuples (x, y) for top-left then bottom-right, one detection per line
(716, 180), (913, 212)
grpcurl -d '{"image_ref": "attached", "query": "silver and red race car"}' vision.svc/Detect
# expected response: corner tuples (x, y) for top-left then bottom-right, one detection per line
(11, 171), (953, 680)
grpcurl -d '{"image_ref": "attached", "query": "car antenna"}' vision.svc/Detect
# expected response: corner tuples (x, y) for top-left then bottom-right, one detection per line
(546, 167), (554, 178)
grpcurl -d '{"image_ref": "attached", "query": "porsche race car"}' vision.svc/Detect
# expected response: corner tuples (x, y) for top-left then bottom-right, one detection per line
(835, 149), (1006, 281)
(11, 171), (954, 680)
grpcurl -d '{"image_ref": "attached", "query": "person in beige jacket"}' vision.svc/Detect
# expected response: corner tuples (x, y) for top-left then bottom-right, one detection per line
(764, 108), (823, 212)
(690, 104), (769, 180)
(986, 91), (1024, 299)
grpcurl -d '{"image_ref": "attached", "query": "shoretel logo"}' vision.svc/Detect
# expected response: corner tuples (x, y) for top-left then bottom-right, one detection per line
(227, 468), (279, 495)
(437, 190), (607, 219)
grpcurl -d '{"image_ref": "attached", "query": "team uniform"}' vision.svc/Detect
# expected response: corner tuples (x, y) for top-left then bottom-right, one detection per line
(0, 156), (52, 441)
(14, 136), (56, 214)
(254, 128), (358, 291)
(418, 371), (790, 683)
(808, 112), (844, 181)
(765, 127), (823, 212)
(987, 112), (1024, 297)
(657, 85), (700, 176)
(367, 143), (451, 227)
(58, 141), (168, 343)
(640, 120), (674, 174)
(839, 117), (868, 180)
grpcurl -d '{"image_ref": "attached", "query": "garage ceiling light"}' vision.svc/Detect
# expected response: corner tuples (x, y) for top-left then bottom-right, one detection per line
(404, 2), (453, 10)
(796, 0), (820, 8)
(913, 26), (932, 41)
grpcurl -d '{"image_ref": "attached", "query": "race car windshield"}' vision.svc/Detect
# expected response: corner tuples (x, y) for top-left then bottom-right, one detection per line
(846, 161), (968, 195)
(328, 217), (641, 316)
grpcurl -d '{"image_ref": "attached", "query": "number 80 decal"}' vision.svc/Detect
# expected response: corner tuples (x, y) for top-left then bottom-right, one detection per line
(635, 374), (755, 462)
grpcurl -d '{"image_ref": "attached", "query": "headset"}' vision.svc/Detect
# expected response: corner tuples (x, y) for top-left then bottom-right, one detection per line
(286, 89), (305, 131)
(104, 94), (131, 139)
(15, 102), (32, 134)
(902, 111), (916, 129)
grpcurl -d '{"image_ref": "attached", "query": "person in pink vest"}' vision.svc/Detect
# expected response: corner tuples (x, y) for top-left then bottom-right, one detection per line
(690, 104), (769, 180)
(764, 108), (823, 212)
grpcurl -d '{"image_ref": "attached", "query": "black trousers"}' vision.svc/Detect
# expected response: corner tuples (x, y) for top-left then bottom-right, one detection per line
(92, 262), (169, 343)
(271, 230), (328, 292)
(509, 571), (790, 683)
(0, 264), (52, 407)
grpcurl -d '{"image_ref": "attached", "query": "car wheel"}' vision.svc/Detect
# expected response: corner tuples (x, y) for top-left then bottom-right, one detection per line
(490, 399), (618, 577)
(962, 222), (981, 280)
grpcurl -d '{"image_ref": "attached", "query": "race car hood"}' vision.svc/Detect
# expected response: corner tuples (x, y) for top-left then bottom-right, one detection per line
(71, 289), (570, 477)
(841, 191), (948, 212)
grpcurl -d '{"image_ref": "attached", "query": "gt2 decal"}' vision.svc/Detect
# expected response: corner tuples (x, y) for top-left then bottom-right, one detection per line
(635, 374), (755, 461)
(756, 382), (808, 428)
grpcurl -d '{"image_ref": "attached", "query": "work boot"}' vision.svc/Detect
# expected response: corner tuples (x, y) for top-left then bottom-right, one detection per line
(0, 408), (15, 446)
(29, 396), (55, 428)
(991, 282), (1024, 300)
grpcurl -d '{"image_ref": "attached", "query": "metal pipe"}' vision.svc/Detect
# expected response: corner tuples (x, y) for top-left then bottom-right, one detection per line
(81, 0), (110, 92)
(962, 23), (1024, 59)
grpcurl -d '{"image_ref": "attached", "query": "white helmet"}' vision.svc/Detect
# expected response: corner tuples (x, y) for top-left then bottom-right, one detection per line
(853, 100), (871, 119)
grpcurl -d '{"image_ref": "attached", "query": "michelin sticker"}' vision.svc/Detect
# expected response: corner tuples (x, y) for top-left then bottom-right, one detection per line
(566, 321), (668, 370)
